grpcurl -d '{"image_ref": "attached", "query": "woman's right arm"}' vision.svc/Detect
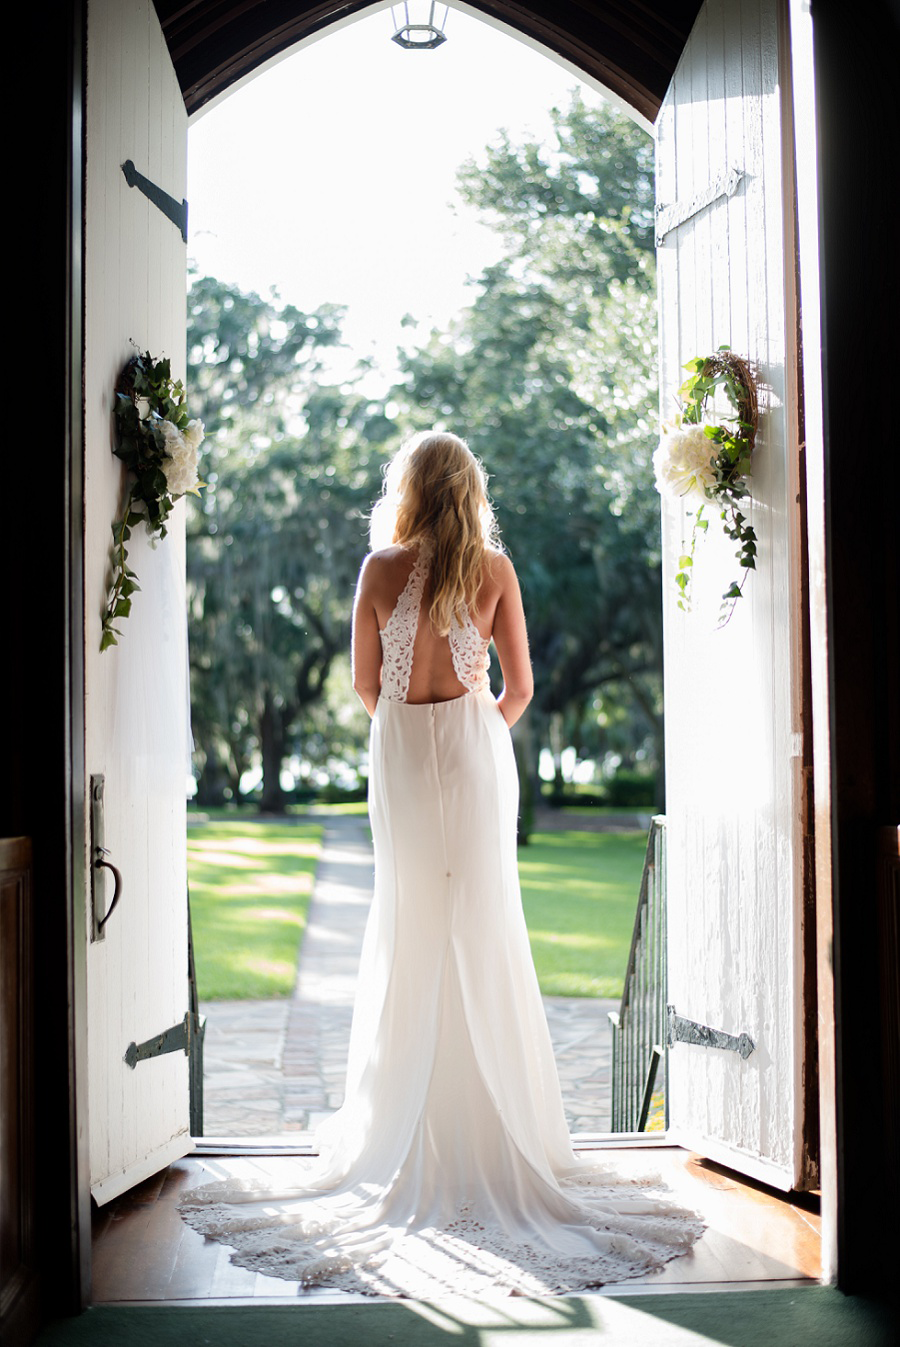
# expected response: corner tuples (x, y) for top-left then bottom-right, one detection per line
(351, 555), (383, 718)
(490, 555), (534, 728)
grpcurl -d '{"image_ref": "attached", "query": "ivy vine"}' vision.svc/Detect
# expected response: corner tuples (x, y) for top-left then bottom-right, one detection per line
(101, 350), (205, 651)
(659, 347), (759, 625)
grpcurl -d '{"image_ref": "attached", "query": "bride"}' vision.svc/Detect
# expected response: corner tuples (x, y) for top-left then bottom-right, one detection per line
(180, 431), (703, 1296)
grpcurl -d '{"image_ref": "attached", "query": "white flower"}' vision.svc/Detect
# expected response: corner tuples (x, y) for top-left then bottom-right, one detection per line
(159, 418), (183, 450)
(653, 422), (719, 505)
(159, 420), (200, 497)
(184, 419), (205, 450)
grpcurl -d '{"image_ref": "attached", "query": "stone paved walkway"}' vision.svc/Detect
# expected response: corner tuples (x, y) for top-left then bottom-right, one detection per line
(199, 812), (619, 1138)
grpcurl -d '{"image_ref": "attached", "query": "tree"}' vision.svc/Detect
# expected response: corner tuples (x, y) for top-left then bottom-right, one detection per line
(187, 271), (343, 439)
(185, 95), (663, 814)
(186, 275), (391, 808)
(394, 93), (664, 812)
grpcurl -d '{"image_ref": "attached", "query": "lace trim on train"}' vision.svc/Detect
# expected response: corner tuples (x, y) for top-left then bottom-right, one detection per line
(179, 1166), (704, 1298)
(379, 539), (490, 703)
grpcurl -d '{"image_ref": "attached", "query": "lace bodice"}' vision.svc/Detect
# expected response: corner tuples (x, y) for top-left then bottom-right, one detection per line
(379, 540), (490, 703)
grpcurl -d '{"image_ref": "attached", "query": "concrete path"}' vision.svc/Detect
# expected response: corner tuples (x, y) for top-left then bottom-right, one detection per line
(200, 812), (619, 1138)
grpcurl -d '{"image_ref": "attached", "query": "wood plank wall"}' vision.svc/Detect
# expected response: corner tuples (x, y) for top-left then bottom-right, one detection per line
(656, 0), (806, 1188)
(84, 0), (192, 1203)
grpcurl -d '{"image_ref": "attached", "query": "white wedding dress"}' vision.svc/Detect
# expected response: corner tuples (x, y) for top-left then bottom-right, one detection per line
(180, 543), (703, 1296)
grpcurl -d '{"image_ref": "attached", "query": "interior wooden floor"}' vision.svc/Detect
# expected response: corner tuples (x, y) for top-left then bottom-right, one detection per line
(91, 1144), (821, 1304)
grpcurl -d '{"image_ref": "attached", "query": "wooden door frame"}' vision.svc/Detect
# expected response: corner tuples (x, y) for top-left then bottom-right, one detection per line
(48, 0), (92, 1313)
(14, 0), (897, 1321)
(4, 0), (92, 1326)
(799, 0), (899, 1296)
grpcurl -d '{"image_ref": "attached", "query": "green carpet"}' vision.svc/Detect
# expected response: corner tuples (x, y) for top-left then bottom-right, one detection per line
(35, 1288), (895, 1346)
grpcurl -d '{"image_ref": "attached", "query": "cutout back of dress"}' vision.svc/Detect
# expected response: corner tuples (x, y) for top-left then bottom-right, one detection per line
(379, 540), (490, 703)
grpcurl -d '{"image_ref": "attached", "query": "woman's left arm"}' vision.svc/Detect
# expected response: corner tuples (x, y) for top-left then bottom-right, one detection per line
(351, 555), (382, 717)
(491, 555), (534, 728)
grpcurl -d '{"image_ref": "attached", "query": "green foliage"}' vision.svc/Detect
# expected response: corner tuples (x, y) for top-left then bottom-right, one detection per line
(186, 277), (391, 808)
(602, 768), (657, 807)
(186, 274), (343, 439)
(102, 350), (205, 650)
(185, 96), (664, 811)
(186, 815), (642, 1001)
(674, 348), (759, 623)
(456, 93), (656, 275)
(187, 819), (322, 999)
(395, 92), (664, 803)
(316, 779), (368, 804)
(518, 829), (647, 997)
(546, 767), (657, 808)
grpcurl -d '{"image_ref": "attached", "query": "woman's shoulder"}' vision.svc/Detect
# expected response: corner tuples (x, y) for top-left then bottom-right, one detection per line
(484, 547), (517, 585)
(365, 543), (409, 566)
(358, 545), (416, 595)
(370, 541), (429, 571)
(474, 549), (519, 612)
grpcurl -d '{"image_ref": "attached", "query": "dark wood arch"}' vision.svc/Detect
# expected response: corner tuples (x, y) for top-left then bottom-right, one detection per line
(4, 4), (898, 1340)
(154, 1), (703, 122)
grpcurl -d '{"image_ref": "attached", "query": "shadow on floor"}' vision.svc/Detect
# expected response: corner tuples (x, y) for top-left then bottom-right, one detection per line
(35, 1287), (896, 1347)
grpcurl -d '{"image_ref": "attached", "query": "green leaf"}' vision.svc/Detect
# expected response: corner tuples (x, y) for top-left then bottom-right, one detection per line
(677, 555), (693, 568)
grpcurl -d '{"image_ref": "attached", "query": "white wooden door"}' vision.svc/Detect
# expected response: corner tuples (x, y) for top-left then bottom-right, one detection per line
(656, 0), (806, 1189)
(84, 0), (193, 1204)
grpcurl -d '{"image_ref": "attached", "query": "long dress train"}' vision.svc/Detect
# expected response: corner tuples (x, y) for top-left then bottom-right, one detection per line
(179, 545), (703, 1295)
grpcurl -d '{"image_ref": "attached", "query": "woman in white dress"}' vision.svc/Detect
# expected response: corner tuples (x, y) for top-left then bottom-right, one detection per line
(180, 431), (703, 1296)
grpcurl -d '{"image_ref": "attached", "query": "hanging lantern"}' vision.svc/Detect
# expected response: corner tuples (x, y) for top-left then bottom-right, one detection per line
(390, 3), (449, 50)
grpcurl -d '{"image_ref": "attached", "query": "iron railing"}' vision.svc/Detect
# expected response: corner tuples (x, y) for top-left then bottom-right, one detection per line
(608, 815), (667, 1133)
(187, 894), (206, 1136)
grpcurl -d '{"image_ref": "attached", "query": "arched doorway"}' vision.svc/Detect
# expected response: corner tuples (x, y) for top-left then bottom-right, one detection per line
(183, 7), (665, 1141)
(82, 0), (696, 1200)
(81, 0), (814, 1252)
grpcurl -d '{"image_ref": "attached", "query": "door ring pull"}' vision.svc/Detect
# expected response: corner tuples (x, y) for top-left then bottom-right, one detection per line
(95, 853), (123, 930)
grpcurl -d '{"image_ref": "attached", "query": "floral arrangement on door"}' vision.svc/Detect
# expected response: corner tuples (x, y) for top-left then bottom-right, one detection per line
(101, 350), (205, 651)
(653, 347), (759, 625)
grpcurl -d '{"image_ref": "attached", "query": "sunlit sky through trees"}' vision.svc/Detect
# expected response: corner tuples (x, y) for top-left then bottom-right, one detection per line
(187, 5), (617, 390)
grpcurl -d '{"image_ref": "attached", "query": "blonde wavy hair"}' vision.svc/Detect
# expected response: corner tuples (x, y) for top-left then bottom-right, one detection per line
(369, 431), (501, 635)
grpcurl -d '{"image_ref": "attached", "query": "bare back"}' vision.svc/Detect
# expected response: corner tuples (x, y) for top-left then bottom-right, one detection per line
(352, 541), (533, 724)
(374, 544), (499, 704)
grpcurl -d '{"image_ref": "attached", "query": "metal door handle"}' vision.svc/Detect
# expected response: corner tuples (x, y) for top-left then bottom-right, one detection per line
(95, 850), (123, 931)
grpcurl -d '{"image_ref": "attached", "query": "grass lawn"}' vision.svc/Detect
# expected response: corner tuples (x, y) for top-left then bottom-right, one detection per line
(518, 831), (645, 999)
(187, 811), (642, 1002)
(188, 819), (322, 1000)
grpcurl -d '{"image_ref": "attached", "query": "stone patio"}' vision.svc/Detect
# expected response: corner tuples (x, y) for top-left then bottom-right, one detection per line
(199, 811), (619, 1138)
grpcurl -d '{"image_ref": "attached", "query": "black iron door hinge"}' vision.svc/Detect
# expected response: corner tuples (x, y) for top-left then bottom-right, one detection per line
(667, 1005), (755, 1059)
(121, 159), (188, 242)
(125, 1011), (196, 1069)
